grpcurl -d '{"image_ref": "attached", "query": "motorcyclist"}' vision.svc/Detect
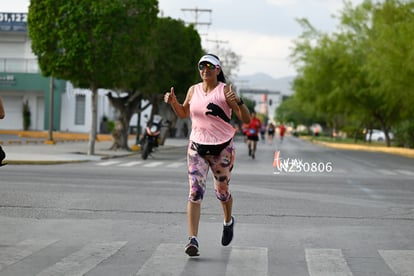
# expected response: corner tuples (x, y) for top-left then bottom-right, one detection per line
(141, 114), (162, 159)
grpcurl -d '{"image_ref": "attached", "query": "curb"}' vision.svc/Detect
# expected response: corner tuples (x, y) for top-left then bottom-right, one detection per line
(2, 160), (90, 165)
(0, 130), (114, 141)
(306, 139), (414, 159)
(0, 131), (187, 165)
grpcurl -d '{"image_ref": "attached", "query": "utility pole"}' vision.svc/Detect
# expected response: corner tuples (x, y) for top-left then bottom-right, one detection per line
(181, 7), (212, 36)
(206, 38), (228, 51)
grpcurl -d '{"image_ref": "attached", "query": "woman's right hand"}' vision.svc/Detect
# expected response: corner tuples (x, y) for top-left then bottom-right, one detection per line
(164, 87), (176, 104)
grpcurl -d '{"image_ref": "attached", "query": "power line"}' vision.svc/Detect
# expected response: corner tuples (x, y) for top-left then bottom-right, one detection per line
(206, 38), (228, 51)
(180, 7), (212, 31)
(206, 39), (228, 44)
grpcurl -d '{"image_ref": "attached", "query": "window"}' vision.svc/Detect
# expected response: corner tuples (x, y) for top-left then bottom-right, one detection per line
(75, 95), (86, 125)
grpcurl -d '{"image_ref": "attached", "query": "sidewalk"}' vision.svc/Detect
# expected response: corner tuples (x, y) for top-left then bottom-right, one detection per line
(0, 130), (189, 165)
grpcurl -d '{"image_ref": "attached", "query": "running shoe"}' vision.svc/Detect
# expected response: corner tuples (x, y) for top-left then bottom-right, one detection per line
(221, 216), (235, 246)
(185, 237), (200, 257)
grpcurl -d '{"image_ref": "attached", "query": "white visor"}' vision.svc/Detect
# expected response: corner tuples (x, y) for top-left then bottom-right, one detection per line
(198, 55), (221, 67)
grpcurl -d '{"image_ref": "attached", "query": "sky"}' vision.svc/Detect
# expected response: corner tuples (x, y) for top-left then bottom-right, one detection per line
(2, 0), (363, 79)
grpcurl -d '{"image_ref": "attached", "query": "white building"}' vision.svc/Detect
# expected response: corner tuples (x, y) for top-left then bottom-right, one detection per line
(0, 12), (149, 134)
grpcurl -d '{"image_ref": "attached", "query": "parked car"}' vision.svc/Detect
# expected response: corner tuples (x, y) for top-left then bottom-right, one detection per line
(365, 129), (394, 142)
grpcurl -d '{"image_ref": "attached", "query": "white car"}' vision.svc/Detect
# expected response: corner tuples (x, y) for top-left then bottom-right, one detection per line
(365, 129), (394, 142)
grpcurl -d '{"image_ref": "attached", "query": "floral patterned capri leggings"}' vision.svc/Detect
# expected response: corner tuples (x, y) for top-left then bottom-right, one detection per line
(187, 139), (235, 203)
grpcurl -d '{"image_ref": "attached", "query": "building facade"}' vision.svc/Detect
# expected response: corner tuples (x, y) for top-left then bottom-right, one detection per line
(0, 12), (63, 131)
(239, 88), (281, 123)
(0, 12), (122, 133)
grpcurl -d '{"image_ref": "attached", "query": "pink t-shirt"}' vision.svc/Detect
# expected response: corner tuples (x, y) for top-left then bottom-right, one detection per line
(189, 82), (236, 144)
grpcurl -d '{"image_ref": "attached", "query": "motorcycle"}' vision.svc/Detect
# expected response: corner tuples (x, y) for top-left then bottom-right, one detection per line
(141, 115), (163, 160)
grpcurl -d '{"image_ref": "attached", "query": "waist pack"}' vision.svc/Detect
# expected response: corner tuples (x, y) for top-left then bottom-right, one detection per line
(191, 139), (231, 156)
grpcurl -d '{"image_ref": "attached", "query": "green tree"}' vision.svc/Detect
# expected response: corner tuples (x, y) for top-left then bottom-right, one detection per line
(141, 17), (203, 108)
(340, 0), (411, 145)
(290, 19), (352, 134)
(366, 0), (414, 110)
(28, 0), (158, 154)
(92, 17), (202, 150)
(276, 94), (314, 128)
(290, 0), (413, 146)
(363, 0), (414, 145)
(136, 17), (203, 142)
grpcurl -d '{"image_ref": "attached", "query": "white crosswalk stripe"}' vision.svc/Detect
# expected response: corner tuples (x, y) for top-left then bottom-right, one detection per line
(143, 161), (165, 168)
(2, 239), (414, 275)
(379, 250), (414, 276)
(226, 246), (268, 276)
(135, 243), (187, 276)
(306, 248), (353, 276)
(97, 160), (121, 166)
(166, 162), (185, 168)
(36, 241), (127, 276)
(95, 160), (185, 168)
(0, 239), (58, 270)
(136, 243), (269, 276)
(119, 161), (143, 167)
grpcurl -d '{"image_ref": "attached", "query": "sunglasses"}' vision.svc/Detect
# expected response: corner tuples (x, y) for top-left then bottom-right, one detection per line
(198, 63), (218, 70)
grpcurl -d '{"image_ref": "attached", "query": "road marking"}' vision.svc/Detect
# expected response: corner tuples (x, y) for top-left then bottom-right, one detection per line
(375, 169), (397, 176)
(135, 243), (186, 276)
(395, 169), (414, 176)
(226, 246), (268, 276)
(119, 161), (143, 167)
(143, 161), (164, 168)
(379, 250), (414, 276)
(3, 239), (414, 275)
(358, 186), (384, 199)
(96, 160), (185, 168)
(0, 239), (58, 271)
(36, 241), (127, 276)
(333, 168), (346, 174)
(97, 161), (121, 166)
(306, 248), (353, 276)
(166, 162), (184, 168)
(136, 244), (269, 276)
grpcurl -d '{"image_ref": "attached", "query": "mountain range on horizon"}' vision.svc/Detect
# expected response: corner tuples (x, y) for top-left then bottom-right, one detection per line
(234, 73), (295, 96)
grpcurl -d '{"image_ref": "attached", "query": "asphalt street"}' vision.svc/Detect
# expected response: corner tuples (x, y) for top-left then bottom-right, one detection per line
(0, 136), (413, 275)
